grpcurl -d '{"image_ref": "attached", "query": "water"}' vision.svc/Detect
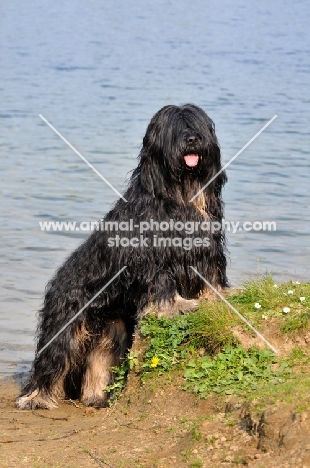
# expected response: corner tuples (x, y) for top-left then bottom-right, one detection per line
(1, 0), (309, 376)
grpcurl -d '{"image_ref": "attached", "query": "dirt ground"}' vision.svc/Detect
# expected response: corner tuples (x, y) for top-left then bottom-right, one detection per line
(1, 371), (310, 468)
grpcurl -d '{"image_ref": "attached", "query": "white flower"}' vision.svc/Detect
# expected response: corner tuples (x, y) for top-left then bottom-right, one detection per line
(287, 290), (294, 295)
(262, 314), (268, 320)
(254, 302), (262, 309)
(295, 281), (300, 285)
(274, 284), (278, 288)
(300, 297), (306, 302)
(283, 307), (290, 314)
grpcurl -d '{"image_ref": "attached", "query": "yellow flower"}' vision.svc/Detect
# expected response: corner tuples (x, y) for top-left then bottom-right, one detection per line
(150, 356), (159, 368)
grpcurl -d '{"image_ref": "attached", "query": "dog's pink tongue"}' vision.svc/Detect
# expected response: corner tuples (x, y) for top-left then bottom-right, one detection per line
(184, 154), (199, 167)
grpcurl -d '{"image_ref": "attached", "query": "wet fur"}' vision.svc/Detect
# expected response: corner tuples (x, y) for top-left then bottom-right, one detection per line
(16, 104), (227, 409)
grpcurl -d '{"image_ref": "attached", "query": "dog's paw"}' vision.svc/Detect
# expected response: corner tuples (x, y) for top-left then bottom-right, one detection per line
(142, 293), (200, 319)
(174, 297), (200, 313)
(16, 389), (59, 410)
(81, 395), (109, 408)
(159, 298), (199, 318)
(156, 294), (200, 318)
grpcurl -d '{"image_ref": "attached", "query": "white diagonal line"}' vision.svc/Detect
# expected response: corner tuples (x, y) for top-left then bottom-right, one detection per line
(190, 266), (278, 354)
(37, 266), (127, 355)
(190, 115), (277, 202)
(39, 114), (128, 202)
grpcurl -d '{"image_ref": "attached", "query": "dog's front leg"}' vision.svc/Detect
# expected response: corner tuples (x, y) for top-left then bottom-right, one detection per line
(143, 275), (200, 319)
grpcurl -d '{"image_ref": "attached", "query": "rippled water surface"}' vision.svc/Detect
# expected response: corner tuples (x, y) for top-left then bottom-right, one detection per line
(1, 0), (309, 375)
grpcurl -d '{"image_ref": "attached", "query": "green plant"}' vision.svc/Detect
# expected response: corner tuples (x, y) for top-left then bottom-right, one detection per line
(105, 351), (138, 403)
(190, 461), (203, 468)
(229, 277), (310, 330)
(233, 455), (247, 465)
(206, 435), (217, 446)
(139, 308), (237, 379)
(183, 346), (290, 398)
(191, 427), (202, 441)
(290, 348), (305, 360)
(104, 277), (309, 405)
(226, 418), (236, 427)
(282, 312), (310, 334)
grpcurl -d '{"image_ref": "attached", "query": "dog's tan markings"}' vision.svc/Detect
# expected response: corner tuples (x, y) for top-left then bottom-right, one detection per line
(16, 358), (69, 410)
(81, 352), (113, 407)
(144, 293), (200, 319)
(17, 323), (92, 410)
(192, 191), (207, 216)
(199, 268), (227, 299)
(74, 320), (92, 352)
(199, 284), (223, 300)
(81, 319), (127, 407)
(75, 320), (90, 339)
(182, 179), (208, 217)
(16, 389), (59, 410)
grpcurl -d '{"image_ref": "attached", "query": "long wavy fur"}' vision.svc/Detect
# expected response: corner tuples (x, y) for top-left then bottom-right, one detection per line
(16, 104), (228, 409)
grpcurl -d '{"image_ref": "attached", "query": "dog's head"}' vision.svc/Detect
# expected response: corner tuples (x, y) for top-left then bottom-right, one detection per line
(135, 104), (226, 200)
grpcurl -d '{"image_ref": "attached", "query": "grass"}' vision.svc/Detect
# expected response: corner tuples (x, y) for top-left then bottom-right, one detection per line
(190, 461), (203, 468)
(228, 276), (310, 333)
(107, 276), (310, 408)
(183, 346), (289, 397)
(139, 305), (238, 378)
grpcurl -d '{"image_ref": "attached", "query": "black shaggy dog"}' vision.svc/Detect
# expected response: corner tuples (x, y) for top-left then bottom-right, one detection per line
(16, 104), (227, 410)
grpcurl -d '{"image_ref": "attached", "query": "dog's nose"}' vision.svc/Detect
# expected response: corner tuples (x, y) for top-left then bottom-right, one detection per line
(187, 135), (198, 145)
